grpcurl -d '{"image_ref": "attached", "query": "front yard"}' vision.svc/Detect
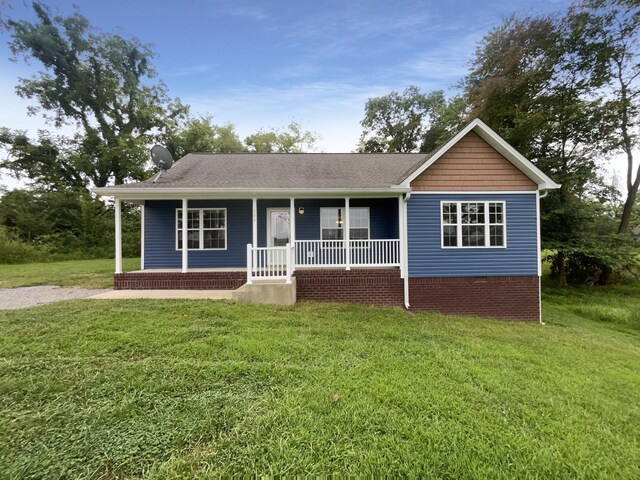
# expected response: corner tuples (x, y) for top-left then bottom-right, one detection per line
(0, 265), (639, 478)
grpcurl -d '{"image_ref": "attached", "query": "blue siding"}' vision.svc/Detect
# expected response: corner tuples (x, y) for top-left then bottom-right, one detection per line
(407, 194), (538, 277)
(259, 198), (399, 244)
(144, 197), (400, 269)
(144, 200), (252, 269)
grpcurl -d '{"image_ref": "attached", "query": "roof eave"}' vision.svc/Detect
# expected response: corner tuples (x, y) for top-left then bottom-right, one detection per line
(92, 186), (411, 200)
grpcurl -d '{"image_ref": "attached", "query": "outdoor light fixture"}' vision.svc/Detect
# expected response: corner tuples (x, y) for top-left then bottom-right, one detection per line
(298, 206), (304, 215)
(337, 209), (343, 226)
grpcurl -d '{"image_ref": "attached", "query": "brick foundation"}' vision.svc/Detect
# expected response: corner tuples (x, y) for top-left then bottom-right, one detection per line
(114, 271), (246, 290)
(294, 268), (404, 307)
(409, 275), (540, 321)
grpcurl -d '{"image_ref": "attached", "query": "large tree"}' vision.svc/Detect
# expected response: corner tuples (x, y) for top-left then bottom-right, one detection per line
(244, 121), (319, 153)
(164, 116), (246, 159)
(465, 14), (615, 285)
(568, 0), (640, 233)
(2, 1), (187, 186)
(358, 87), (466, 153)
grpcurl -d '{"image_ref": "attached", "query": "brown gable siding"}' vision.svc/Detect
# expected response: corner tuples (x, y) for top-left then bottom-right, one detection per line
(410, 131), (537, 191)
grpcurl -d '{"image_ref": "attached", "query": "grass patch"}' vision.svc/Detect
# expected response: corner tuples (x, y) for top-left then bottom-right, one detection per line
(0, 258), (138, 289)
(0, 295), (639, 477)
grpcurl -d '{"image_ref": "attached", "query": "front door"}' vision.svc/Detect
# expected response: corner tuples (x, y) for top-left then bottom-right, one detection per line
(267, 209), (291, 265)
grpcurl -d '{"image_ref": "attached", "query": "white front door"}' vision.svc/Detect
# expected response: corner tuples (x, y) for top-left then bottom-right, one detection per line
(267, 209), (290, 265)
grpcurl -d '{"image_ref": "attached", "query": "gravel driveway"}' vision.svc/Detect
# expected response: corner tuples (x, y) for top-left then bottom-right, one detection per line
(0, 286), (110, 310)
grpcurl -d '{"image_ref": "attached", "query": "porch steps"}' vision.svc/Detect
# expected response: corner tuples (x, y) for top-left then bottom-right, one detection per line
(232, 278), (296, 306)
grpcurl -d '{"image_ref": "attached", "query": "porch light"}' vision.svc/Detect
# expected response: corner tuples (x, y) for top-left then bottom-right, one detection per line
(298, 206), (304, 215)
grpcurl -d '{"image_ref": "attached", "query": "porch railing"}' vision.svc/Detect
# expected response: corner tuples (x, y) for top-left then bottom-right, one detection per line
(247, 239), (400, 283)
(295, 239), (400, 268)
(246, 243), (294, 284)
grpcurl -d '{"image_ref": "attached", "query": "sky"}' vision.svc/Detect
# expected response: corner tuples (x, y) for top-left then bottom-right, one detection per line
(3, 0), (626, 190)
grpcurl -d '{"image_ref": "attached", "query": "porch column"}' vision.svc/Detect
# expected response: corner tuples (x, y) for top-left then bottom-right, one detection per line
(252, 198), (258, 247)
(140, 202), (145, 270)
(289, 197), (296, 268)
(344, 197), (350, 270)
(398, 195), (404, 279)
(115, 198), (122, 274)
(181, 198), (188, 273)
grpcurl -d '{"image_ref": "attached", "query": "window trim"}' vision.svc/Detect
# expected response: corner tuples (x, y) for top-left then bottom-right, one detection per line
(175, 207), (228, 251)
(440, 201), (507, 249)
(319, 206), (370, 242)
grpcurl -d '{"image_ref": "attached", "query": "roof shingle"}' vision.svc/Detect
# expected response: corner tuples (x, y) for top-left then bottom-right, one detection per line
(112, 152), (430, 190)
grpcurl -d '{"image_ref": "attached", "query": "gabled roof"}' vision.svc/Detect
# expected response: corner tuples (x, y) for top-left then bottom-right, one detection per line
(400, 118), (560, 190)
(94, 118), (559, 198)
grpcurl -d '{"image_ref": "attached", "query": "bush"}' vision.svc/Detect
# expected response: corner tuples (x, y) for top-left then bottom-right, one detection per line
(0, 226), (49, 263)
(547, 237), (640, 286)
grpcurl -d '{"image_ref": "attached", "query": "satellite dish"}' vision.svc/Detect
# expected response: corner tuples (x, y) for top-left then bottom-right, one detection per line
(150, 145), (174, 170)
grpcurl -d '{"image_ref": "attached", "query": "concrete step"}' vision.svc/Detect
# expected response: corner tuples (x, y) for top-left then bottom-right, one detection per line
(232, 278), (296, 306)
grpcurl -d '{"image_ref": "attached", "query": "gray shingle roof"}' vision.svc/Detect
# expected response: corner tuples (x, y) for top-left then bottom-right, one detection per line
(111, 152), (430, 190)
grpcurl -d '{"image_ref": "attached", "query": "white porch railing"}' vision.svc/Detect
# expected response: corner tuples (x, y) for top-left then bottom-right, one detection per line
(295, 239), (400, 268)
(246, 239), (400, 283)
(246, 243), (294, 284)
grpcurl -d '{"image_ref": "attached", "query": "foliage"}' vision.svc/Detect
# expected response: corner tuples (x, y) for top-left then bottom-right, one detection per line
(358, 86), (466, 153)
(244, 121), (320, 153)
(0, 225), (48, 263)
(0, 189), (140, 262)
(2, 1), (188, 186)
(568, 0), (640, 233)
(0, 291), (638, 477)
(464, 12), (629, 285)
(163, 116), (246, 159)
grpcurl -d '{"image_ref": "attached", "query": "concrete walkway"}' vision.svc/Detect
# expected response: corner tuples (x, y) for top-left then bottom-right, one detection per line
(88, 290), (234, 300)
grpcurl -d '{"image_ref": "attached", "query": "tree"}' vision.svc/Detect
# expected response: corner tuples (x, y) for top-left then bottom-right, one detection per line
(2, 2), (187, 186)
(164, 116), (246, 159)
(0, 128), (86, 190)
(465, 14), (615, 286)
(358, 86), (466, 153)
(244, 121), (319, 153)
(568, 0), (640, 233)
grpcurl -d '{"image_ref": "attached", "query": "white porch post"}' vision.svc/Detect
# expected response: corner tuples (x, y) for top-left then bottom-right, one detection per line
(252, 198), (258, 247)
(252, 198), (258, 270)
(181, 198), (188, 273)
(402, 195), (410, 309)
(344, 197), (350, 270)
(140, 202), (145, 270)
(398, 195), (404, 279)
(289, 197), (296, 269)
(115, 197), (122, 274)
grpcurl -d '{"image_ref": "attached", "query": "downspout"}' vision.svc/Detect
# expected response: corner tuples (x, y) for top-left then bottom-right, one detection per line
(403, 192), (411, 309)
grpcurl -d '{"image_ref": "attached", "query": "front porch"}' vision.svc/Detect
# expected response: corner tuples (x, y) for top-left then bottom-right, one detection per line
(113, 195), (408, 282)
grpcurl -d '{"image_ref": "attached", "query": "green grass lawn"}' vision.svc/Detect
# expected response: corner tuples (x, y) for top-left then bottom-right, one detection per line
(0, 263), (639, 477)
(0, 258), (139, 289)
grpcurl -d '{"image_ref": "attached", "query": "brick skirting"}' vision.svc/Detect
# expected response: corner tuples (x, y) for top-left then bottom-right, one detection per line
(294, 268), (404, 307)
(409, 275), (540, 322)
(114, 271), (246, 290)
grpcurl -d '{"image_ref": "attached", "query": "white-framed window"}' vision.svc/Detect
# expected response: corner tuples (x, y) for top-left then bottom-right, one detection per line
(176, 208), (227, 250)
(320, 207), (370, 241)
(441, 201), (506, 248)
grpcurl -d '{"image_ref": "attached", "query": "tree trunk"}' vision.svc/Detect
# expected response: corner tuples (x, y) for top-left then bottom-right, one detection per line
(557, 251), (568, 288)
(617, 167), (639, 234)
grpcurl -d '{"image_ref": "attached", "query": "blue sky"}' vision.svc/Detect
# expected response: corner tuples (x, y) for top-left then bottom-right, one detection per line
(0, 0), (574, 155)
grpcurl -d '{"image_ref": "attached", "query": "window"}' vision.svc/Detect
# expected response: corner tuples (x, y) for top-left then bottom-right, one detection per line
(176, 208), (226, 250)
(441, 201), (505, 248)
(320, 207), (370, 241)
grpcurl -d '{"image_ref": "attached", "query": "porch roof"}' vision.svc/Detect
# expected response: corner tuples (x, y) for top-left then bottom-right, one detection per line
(94, 152), (428, 197)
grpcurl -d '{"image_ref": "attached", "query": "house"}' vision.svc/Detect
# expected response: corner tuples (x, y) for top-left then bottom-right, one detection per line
(93, 119), (559, 321)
